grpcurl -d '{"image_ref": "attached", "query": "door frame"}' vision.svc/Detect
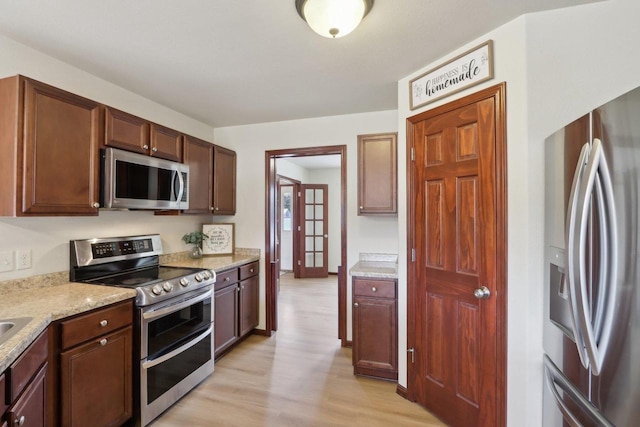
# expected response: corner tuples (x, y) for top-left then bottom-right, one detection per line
(265, 145), (348, 344)
(406, 83), (507, 425)
(277, 175), (301, 275)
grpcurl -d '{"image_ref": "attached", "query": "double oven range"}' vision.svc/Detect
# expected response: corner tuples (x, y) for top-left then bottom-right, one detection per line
(70, 234), (216, 426)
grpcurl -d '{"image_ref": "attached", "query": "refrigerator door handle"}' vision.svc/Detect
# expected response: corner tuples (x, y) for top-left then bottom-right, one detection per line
(566, 142), (591, 369)
(573, 138), (618, 376)
(544, 355), (615, 427)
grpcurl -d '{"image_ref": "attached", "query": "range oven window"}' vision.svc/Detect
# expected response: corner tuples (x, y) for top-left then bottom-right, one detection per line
(147, 297), (211, 358)
(145, 332), (211, 404)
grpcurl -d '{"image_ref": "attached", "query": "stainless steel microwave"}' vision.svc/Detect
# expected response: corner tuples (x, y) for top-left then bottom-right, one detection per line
(101, 147), (189, 210)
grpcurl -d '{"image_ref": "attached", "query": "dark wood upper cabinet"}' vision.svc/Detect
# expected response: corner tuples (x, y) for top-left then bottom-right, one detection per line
(0, 75), (102, 216)
(105, 107), (182, 162)
(357, 132), (398, 215)
(183, 135), (214, 214)
(213, 145), (236, 215)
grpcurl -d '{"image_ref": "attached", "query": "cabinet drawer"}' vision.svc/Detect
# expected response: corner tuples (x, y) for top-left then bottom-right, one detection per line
(6, 363), (47, 427)
(61, 300), (133, 350)
(353, 278), (396, 299)
(215, 269), (239, 290)
(7, 330), (47, 402)
(239, 261), (259, 280)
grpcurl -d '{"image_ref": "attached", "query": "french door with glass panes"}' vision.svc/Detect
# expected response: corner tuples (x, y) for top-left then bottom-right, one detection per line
(296, 184), (328, 278)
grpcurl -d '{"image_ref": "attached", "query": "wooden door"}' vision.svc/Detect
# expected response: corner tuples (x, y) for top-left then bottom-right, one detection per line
(357, 132), (398, 215)
(104, 107), (150, 155)
(214, 284), (239, 356)
(149, 123), (182, 161)
(297, 184), (329, 278)
(6, 364), (47, 427)
(408, 84), (506, 427)
(212, 145), (236, 215)
(183, 135), (214, 214)
(239, 275), (259, 336)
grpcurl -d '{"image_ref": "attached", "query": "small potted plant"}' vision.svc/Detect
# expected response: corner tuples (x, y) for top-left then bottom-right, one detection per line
(182, 231), (209, 259)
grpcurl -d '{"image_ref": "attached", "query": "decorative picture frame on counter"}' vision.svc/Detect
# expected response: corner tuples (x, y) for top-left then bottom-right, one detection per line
(202, 223), (235, 255)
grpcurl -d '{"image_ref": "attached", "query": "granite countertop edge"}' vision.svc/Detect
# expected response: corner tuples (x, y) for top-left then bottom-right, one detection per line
(0, 248), (261, 373)
(349, 261), (398, 279)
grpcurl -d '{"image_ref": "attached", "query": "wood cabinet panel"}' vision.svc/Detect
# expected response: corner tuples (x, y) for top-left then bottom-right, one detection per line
(357, 133), (397, 215)
(183, 135), (214, 214)
(352, 277), (398, 380)
(239, 261), (259, 281)
(239, 275), (259, 337)
(212, 145), (236, 215)
(214, 269), (239, 290)
(6, 363), (47, 427)
(6, 331), (47, 401)
(60, 326), (132, 427)
(0, 373), (6, 415)
(60, 300), (133, 350)
(214, 283), (239, 355)
(150, 123), (182, 162)
(104, 107), (150, 155)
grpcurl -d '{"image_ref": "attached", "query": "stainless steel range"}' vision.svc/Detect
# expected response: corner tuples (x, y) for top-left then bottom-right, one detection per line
(70, 234), (216, 427)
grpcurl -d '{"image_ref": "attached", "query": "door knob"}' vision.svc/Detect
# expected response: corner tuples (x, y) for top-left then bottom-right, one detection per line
(474, 286), (491, 299)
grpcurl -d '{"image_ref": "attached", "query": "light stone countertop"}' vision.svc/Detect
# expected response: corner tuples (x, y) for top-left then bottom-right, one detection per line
(0, 248), (260, 373)
(349, 253), (398, 279)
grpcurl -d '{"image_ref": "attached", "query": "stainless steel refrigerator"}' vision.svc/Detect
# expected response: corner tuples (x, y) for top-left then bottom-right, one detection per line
(544, 86), (640, 426)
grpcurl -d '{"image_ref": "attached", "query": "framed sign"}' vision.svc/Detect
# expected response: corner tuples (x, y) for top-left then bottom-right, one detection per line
(410, 40), (493, 110)
(202, 223), (235, 255)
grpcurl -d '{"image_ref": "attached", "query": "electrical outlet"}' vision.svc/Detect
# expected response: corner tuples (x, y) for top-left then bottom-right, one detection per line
(0, 250), (14, 272)
(16, 249), (32, 270)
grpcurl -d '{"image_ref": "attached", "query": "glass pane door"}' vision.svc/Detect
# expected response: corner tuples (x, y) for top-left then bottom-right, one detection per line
(299, 184), (328, 278)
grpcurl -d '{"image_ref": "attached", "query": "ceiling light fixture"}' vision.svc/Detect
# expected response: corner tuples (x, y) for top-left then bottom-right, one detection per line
(295, 0), (374, 39)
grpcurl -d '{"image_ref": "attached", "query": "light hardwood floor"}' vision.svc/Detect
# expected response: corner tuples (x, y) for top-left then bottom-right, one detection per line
(151, 274), (445, 426)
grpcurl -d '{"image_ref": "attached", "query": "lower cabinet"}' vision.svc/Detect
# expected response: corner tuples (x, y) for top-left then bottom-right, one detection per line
(214, 261), (259, 358)
(6, 364), (47, 427)
(50, 299), (134, 427)
(352, 277), (398, 380)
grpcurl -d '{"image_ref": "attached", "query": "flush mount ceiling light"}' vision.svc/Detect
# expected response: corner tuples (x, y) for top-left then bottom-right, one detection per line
(295, 0), (374, 39)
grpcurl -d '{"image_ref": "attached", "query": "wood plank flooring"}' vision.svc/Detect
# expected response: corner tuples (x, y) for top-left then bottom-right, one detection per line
(151, 274), (444, 427)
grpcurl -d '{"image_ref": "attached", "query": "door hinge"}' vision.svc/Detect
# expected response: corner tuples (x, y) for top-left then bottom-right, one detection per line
(298, 191), (301, 197)
(297, 225), (301, 232)
(411, 147), (415, 161)
(297, 260), (301, 266)
(407, 348), (415, 364)
(411, 248), (416, 262)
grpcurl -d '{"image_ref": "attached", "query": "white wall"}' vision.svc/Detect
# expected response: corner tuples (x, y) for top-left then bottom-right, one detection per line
(214, 111), (399, 338)
(307, 167), (341, 273)
(398, 0), (640, 425)
(0, 34), (217, 281)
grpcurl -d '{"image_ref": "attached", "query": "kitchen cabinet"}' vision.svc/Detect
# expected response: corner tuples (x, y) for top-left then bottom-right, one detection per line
(214, 261), (259, 358)
(212, 145), (236, 215)
(4, 330), (48, 427)
(51, 300), (133, 427)
(357, 132), (398, 215)
(183, 135), (214, 214)
(352, 277), (398, 380)
(0, 75), (102, 216)
(105, 107), (182, 162)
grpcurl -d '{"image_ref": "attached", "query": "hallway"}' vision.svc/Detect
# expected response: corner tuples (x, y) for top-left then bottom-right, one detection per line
(152, 274), (444, 426)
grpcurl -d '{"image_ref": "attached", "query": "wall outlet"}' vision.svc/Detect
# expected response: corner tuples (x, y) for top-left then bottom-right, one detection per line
(16, 249), (32, 270)
(0, 250), (14, 272)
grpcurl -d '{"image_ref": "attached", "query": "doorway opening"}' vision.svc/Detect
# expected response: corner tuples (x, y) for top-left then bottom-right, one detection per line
(265, 145), (348, 345)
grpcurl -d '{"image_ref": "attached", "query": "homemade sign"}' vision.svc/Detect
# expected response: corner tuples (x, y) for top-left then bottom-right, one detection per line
(410, 40), (493, 110)
(202, 223), (235, 255)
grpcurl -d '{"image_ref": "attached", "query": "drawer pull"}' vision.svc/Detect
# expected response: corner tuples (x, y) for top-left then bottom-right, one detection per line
(371, 287), (377, 292)
(100, 319), (108, 327)
(241, 284), (245, 289)
(224, 277), (230, 282)
(249, 268), (254, 273)
(15, 415), (25, 426)
(354, 302), (359, 307)
(100, 338), (108, 346)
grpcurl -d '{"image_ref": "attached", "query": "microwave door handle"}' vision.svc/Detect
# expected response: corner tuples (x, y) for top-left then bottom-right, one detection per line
(174, 168), (185, 203)
(566, 142), (591, 369)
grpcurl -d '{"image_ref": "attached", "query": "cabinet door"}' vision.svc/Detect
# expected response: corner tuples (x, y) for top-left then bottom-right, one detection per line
(22, 78), (101, 215)
(6, 363), (47, 427)
(60, 326), (132, 427)
(353, 296), (397, 380)
(212, 145), (236, 215)
(214, 284), (239, 356)
(357, 133), (397, 215)
(104, 107), (150, 155)
(183, 135), (214, 214)
(239, 275), (259, 337)
(150, 124), (182, 162)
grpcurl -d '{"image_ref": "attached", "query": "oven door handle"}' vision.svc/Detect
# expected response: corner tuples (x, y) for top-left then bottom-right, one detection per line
(142, 289), (213, 321)
(143, 325), (212, 370)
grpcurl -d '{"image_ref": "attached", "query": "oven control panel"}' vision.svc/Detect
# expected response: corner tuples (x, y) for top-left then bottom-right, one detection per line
(93, 238), (154, 258)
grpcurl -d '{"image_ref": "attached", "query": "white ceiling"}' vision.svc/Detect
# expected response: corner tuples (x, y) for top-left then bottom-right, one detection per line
(0, 0), (597, 128)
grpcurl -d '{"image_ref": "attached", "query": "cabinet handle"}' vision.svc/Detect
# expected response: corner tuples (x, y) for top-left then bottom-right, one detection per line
(215, 207), (219, 211)
(241, 284), (245, 289)
(92, 202), (100, 208)
(210, 207), (215, 211)
(15, 415), (25, 426)
(152, 147), (158, 152)
(100, 338), (108, 346)
(236, 286), (240, 292)
(224, 277), (230, 282)
(371, 287), (377, 292)
(249, 268), (254, 273)
(143, 144), (149, 149)
(359, 206), (363, 210)
(100, 319), (108, 327)
(354, 302), (359, 307)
